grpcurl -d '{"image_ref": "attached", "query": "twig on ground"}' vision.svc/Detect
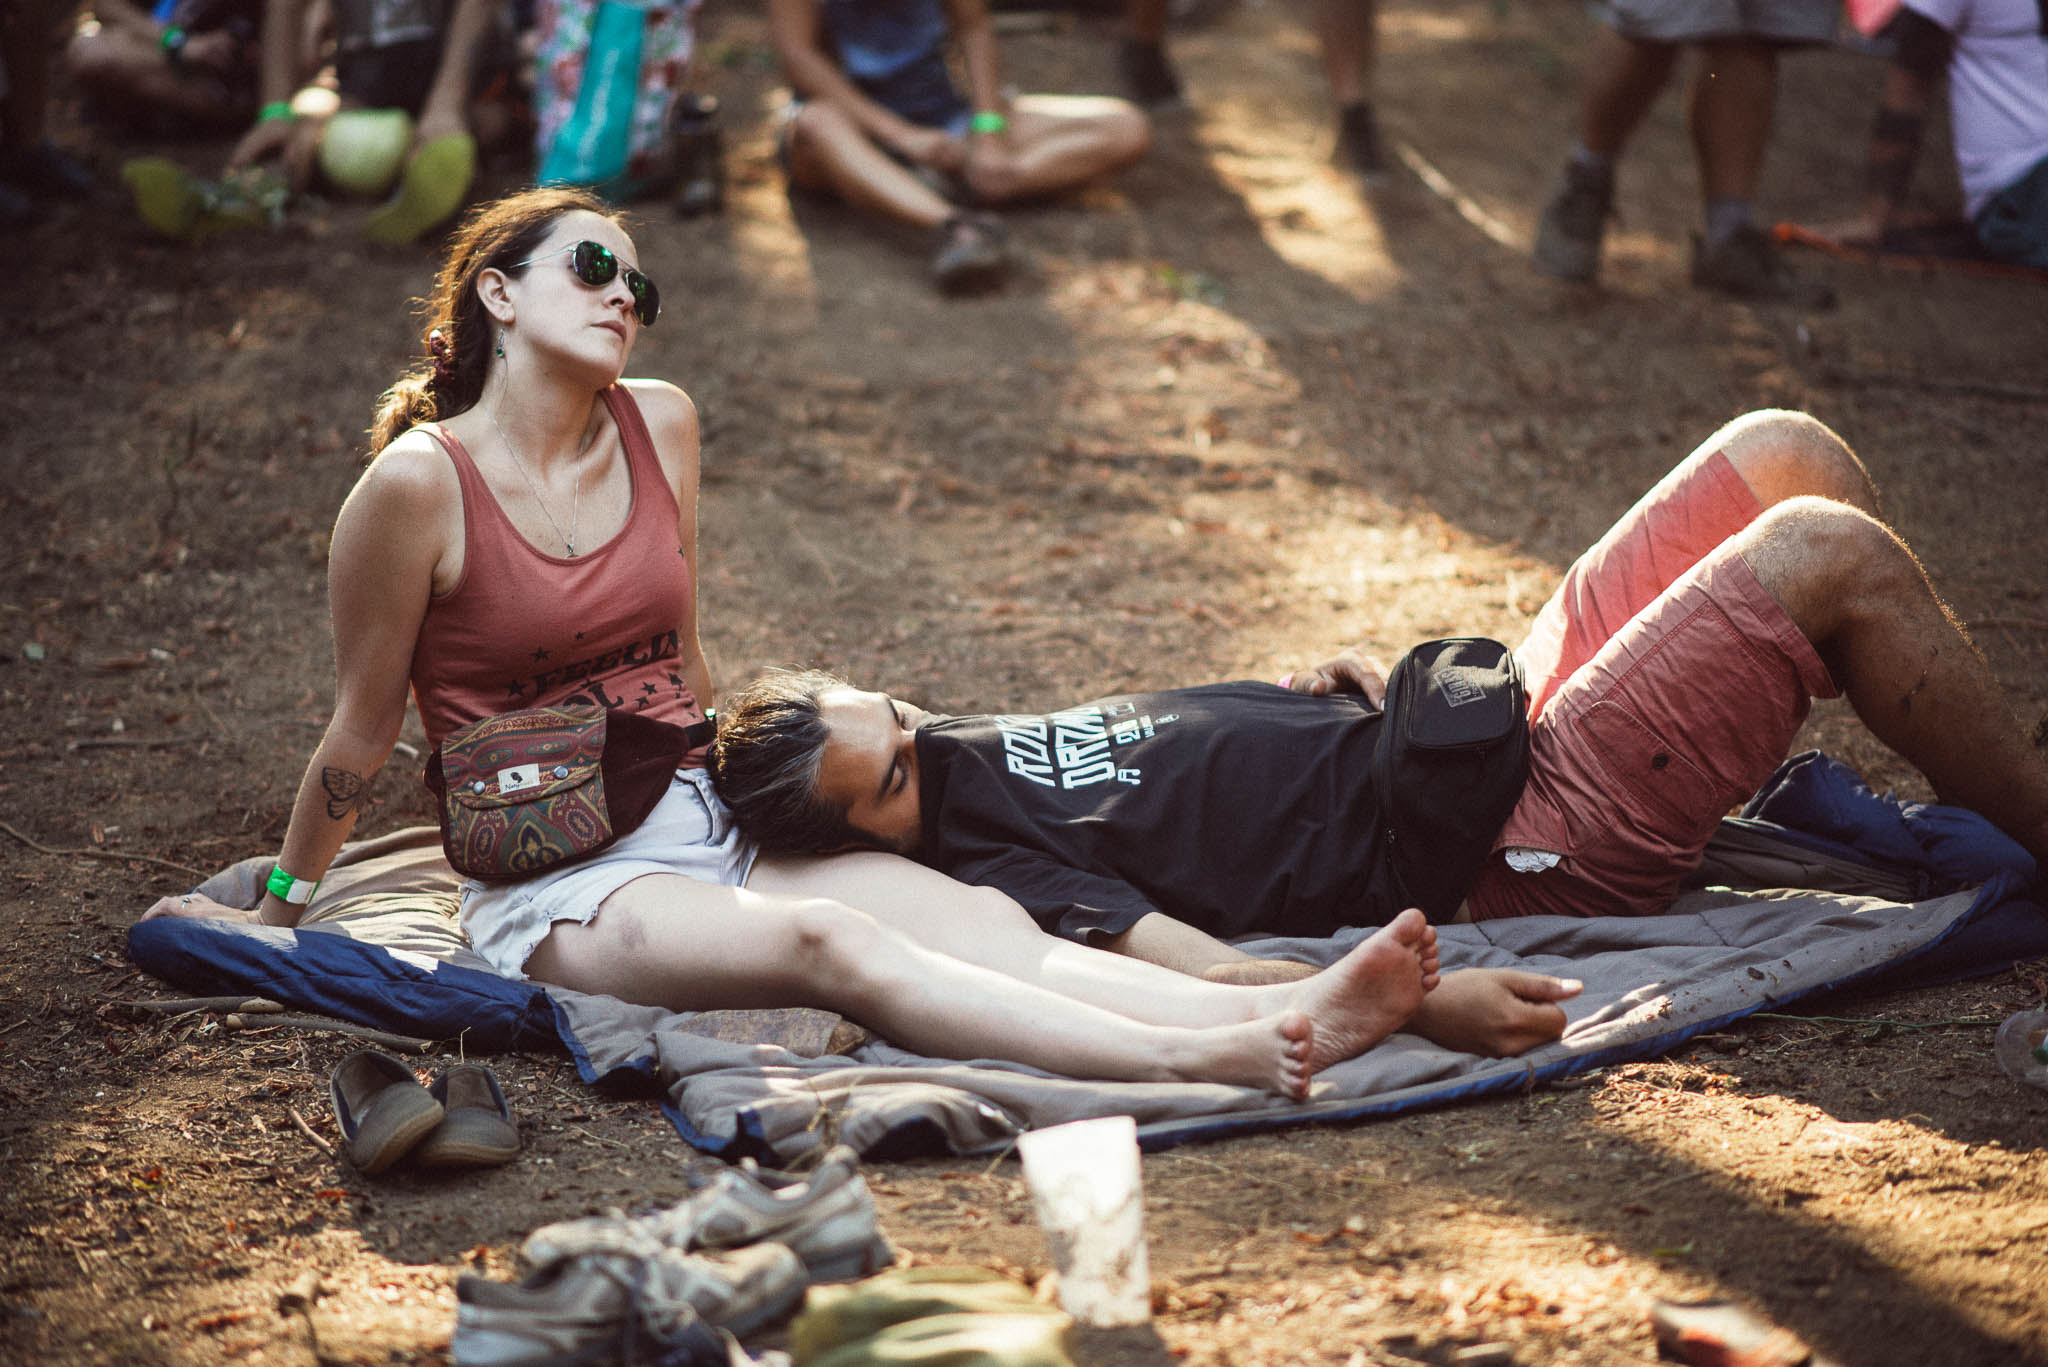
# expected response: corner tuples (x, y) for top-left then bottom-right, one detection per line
(0, 818), (209, 877)
(1392, 138), (1520, 250)
(287, 1106), (335, 1157)
(222, 1013), (437, 1053)
(67, 735), (200, 751)
(111, 996), (285, 1016)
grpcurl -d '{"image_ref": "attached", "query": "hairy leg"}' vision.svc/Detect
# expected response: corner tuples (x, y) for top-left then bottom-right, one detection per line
(1688, 38), (1775, 203)
(1576, 25), (1679, 161)
(784, 101), (955, 230)
(1315, 0), (1378, 107)
(1740, 499), (2048, 863)
(1124, 0), (1170, 43)
(1522, 410), (1875, 713)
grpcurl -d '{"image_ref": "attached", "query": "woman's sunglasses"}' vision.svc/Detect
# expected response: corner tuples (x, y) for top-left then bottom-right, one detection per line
(511, 240), (660, 327)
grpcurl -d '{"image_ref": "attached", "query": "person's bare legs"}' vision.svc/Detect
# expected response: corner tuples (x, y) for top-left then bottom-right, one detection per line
(1578, 25), (1679, 161)
(1689, 38), (1774, 207)
(962, 95), (1149, 204)
(526, 873), (1438, 1096)
(1124, 0), (1169, 45)
(784, 101), (956, 230)
(1316, 0), (1377, 108)
(750, 850), (1439, 1034)
(1738, 501), (2048, 864)
(1533, 25), (1677, 279)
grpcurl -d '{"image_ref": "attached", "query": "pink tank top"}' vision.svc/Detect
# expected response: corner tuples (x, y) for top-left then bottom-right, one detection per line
(409, 385), (706, 760)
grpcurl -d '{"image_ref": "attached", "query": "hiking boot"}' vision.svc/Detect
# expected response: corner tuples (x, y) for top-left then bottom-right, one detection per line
(1690, 223), (1836, 308)
(452, 1242), (803, 1365)
(1532, 160), (1613, 283)
(1117, 38), (1183, 107)
(521, 1144), (894, 1283)
(931, 212), (1008, 295)
(1335, 101), (1388, 182)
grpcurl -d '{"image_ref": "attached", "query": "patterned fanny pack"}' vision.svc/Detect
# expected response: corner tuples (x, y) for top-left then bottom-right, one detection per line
(425, 704), (713, 883)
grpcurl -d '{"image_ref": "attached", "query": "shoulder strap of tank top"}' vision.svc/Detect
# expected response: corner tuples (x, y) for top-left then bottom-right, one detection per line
(600, 384), (682, 520)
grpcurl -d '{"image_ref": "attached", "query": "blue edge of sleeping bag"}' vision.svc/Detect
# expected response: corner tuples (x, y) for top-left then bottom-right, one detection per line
(126, 750), (2046, 1158)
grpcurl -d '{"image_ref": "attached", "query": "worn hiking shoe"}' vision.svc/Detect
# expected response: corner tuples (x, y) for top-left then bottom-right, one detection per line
(452, 1242), (806, 1365)
(1532, 160), (1613, 283)
(1335, 101), (1388, 182)
(1117, 38), (1183, 107)
(1690, 224), (1836, 308)
(932, 212), (1008, 295)
(521, 1144), (894, 1283)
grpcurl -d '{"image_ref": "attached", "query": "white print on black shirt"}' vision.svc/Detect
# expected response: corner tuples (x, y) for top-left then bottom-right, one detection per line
(993, 705), (1180, 789)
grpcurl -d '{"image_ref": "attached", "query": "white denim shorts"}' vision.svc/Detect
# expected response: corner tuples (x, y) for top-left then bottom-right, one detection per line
(460, 766), (758, 979)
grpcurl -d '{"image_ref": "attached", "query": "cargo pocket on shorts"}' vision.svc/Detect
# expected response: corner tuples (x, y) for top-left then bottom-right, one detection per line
(1576, 699), (1729, 849)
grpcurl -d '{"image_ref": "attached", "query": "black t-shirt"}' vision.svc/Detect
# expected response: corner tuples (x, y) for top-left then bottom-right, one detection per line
(914, 682), (1390, 943)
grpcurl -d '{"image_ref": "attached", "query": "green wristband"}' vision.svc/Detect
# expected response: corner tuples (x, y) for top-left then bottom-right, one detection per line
(969, 110), (1007, 135)
(258, 100), (295, 124)
(266, 865), (319, 905)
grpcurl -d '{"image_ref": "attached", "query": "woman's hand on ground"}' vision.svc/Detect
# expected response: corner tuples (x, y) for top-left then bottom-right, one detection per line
(1407, 967), (1581, 1056)
(141, 892), (259, 923)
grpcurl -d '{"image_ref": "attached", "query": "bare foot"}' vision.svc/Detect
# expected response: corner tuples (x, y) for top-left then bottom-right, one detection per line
(140, 892), (256, 923)
(1172, 1011), (1317, 1098)
(1271, 909), (1436, 1077)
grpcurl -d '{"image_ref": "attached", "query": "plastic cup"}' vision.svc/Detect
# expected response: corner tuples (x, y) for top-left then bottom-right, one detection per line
(1016, 1115), (1150, 1326)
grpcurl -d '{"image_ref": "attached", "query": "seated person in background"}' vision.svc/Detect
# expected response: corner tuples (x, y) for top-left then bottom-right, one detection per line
(713, 409), (2048, 1056)
(768, 0), (1151, 293)
(1838, 0), (2048, 267)
(68, 0), (267, 136)
(227, 0), (515, 242)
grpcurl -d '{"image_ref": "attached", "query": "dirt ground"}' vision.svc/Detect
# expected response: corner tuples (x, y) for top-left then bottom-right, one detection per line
(5, 1), (2048, 1363)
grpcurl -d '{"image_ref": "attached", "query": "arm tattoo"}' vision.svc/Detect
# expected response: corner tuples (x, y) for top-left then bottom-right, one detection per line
(321, 767), (368, 820)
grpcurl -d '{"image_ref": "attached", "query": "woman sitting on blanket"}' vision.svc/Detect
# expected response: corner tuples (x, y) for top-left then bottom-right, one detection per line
(143, 185), (1452, 1099)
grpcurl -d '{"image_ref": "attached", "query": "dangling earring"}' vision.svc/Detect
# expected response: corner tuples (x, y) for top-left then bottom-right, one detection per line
(494, 338), (504, 359)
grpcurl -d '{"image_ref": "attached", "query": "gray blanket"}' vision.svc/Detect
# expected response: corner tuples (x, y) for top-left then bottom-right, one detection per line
(187, 829), (1989, 1163)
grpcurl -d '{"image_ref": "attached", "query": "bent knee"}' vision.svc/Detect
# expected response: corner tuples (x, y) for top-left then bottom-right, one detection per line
(1719, 410), (1879, 515)
(1743, 497), (1920, 617)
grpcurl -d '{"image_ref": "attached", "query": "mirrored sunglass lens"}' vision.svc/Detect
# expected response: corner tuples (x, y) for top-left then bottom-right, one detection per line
(628, 272), (660, 326)
(571, 241), (618, 286)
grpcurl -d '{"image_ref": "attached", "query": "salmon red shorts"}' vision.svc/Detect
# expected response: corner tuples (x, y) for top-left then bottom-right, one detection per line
(1466, 449), (1840, 920)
